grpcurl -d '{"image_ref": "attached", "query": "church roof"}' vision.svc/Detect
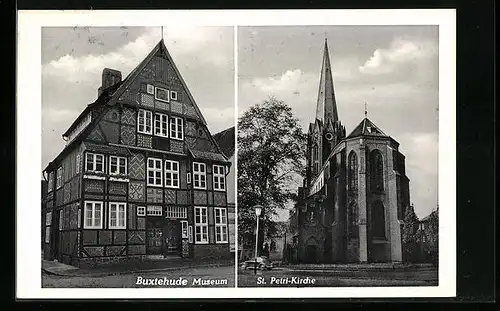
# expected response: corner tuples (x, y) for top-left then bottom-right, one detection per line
(347, 117), (388, 138)
(315, 38), (339, 124)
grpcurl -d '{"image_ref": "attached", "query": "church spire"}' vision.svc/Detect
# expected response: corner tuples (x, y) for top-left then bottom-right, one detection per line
(315, 38), (339, 124)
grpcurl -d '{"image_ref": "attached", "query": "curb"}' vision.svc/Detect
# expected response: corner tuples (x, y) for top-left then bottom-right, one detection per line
(43, 263), (235, 277)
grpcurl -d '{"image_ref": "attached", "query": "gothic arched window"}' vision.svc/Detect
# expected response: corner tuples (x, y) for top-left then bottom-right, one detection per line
(348, 151), (358, 191)
(370, 150), (384, 192)
(312, 144), (319, 174)
(347, 201), (359, 239)
(371, 201), (386, 239)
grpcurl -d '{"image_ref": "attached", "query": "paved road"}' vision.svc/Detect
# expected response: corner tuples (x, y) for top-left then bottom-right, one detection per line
(42, 266), (235, 288)
(238, 267), (438, 287)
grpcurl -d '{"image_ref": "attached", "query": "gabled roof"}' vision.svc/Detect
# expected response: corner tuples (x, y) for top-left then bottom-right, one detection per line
(45, 38), (221, 172)
(346, 117), (388, 139)
(212, 126), (235, 159)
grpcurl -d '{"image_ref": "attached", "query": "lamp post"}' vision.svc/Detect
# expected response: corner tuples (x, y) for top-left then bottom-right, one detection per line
(253, 205), (263, 275)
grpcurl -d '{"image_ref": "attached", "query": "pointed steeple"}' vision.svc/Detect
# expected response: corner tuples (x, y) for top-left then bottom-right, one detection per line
(315, 38), (339, 124)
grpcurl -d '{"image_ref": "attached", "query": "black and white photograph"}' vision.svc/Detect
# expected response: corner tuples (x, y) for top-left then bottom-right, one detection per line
(17, 9), (456, 299)
(40, 26), (236, 288)
(237, 26), (440, 287)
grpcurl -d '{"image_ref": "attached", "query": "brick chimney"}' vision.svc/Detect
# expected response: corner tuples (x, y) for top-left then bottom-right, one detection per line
(98, 68), (122, 97)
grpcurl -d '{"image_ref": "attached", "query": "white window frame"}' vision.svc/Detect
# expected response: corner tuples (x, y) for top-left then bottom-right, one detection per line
(45, 212), (52, 226)
(108, 202), (127, 229)
(77, 208), (81, 228)
(47, 172), (54, 192)
(85, 153), (105, 173)
(45, 227), (51, 243)
(56, 167), (63, 189)
(170, 90), (178, 101)
(187, 172), (191, 184)
(83, 201), (103, 229)
(188, 225), (193, 243)
(154, 113), (169, 137)
(147, 206), (162, 216)
(194, 206), (208, 244)
(146, 84), (154, 94)
(165, 206), (187, 219)
(213, 164), (226, 191)
(155, 86), (170, 103)
(215, 207), (228, 243)
(181, 220), (188, 239)
(137, 206), (146, 216)
(59, 210), (63, 231)
(170, 116), (184, 140)
(147, 157), (163, 187)
(193, 162), (207, 190)
(165, 160), (180, 188)
(138, 109), (153, 135)
(109, 155), (127, 175)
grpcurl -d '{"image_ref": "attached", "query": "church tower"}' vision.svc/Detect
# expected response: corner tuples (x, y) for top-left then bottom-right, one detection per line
(306, 39), (346, 188)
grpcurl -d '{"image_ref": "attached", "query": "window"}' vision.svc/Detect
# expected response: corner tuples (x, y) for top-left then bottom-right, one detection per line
(370, 150), (384, 192)
(187, 172), (191, 184)
(137, 206), (146, 216)
(181, 220), (188, 238)
(193, 162), (206, 189)
(45, 227), (51, 243)
(371, 201), (386, 239)
(85, 153), (104, 173)
(215, 207), (228, 243)
(146, 84), (154, 94)
(165, 206), (187, 219)
(109, 156), (127, 175)
(155, 87), (169, 102)
(109, 202), (126, 229)
(170, 91), (178, 101)
(56, 167), (63, 189)
(47, 172), (54, 192)
(59, 210), (63, 231)
(147, 158), (163, 186)
(312, 145), (319, 175)
(170, 116), (184, 140)
(194, 207), (208, 244)
(45, 212), (52, 226)
(347, 202), (358, 239)
(154, 113), (168, 137)
(213, 165), (226, 191)
(77, 208), (81, 228)
(84, 201), (103, 229)
(138, 109), (153, 134)
(165, 160), (180, 188)
(147, 206), (162, 216)
(188, 225), (193, 243)
(348, 151), (358, 191)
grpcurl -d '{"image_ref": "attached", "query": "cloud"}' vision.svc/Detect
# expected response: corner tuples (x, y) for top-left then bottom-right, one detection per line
(358, 37), (438, 76)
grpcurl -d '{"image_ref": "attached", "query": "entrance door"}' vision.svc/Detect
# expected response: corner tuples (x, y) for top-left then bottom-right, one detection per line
(164, 220), (181, 256)
(146, 218), (163, 255)
(52, 210), (60, 261)
(305, 244), (318, 263)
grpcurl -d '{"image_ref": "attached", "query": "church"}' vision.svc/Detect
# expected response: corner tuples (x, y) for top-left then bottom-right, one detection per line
(294, 39), (411, 263)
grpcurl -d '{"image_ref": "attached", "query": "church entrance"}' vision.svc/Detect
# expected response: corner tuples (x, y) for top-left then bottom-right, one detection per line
(305, 244), (318, 263)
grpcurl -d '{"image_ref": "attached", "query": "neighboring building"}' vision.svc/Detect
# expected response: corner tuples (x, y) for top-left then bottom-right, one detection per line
(213, 126), (236, 253)
(416, 213), (433, 262)
(42, 39), (232, 267)
(41, 180), (48, 250)
(295, 39), (411, 263)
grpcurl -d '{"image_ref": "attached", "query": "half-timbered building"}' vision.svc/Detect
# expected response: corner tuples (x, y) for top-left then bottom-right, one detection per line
(42, 39), (232, 267)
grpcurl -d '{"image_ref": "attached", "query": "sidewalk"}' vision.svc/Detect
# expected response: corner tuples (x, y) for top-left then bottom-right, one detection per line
(275, 262), (436, 272)
(42, 257), (235, 277)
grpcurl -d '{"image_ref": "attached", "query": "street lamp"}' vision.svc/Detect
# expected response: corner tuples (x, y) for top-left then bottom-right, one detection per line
(253, 205), (263, 275)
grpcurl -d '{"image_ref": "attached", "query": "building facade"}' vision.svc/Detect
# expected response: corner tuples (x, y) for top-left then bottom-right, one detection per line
(295, 39), (411, 263)
(42, 39), (232, 267)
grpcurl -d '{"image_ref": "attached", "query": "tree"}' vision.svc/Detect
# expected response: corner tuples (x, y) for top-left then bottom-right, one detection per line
(237, 97), (306, 252)
(402, 204), (419, 262)
(427, 206), (439, 265)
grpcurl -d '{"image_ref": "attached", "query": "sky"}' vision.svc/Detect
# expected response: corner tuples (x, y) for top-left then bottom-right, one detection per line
(42, 26), (234, 171)
(238, 26), (439, 220)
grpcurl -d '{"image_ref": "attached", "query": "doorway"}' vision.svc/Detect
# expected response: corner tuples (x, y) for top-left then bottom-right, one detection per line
(163, 219), (181, 257)
(146, 218), (163, 255)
